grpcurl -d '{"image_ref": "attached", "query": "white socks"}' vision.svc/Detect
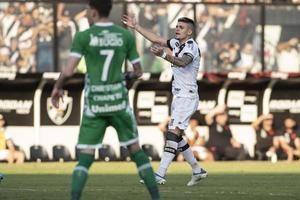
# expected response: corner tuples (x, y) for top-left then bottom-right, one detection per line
(178, 138), (202, 173)
(156, 140), (178, 177)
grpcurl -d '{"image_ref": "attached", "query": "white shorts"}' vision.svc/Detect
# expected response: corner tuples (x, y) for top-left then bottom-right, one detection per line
(168, 96), (199, 130)
(0, 150), (10, 160)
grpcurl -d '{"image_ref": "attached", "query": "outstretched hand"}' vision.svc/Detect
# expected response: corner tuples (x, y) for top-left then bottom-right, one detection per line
(150, 44), (164, 57)
(122, 15), (137, 29)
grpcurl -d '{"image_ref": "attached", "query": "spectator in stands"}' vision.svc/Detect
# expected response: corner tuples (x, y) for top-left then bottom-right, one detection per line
(204, 105), (247, 160)
(235, 42), (256, 72)
(177, 118), (214, 162)
(36, 23), (54, 72)
(57, 10), (76, 71)
(278, 117), (300, 161)
(276, 37), (300, 73)
(0, 114), (25, 164)
(16, 14), (37, 73)
(1, 3), (19, 47)
(0, 46), (12, 72)
(138, 5), (158, 72)
(251, 114), (281, 161)
(217, 42), (241, 72)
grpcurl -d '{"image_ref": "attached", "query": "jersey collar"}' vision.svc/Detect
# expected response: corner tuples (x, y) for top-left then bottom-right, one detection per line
(94, 22), (114, 27)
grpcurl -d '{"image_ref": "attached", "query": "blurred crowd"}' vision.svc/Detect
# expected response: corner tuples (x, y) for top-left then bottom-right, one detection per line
(1, 2), (300, 74)
(0, 2), (88, 74)
(0, 2), (53, 73)
(128, 3), (300, 73)
(159, 105), (300, 162)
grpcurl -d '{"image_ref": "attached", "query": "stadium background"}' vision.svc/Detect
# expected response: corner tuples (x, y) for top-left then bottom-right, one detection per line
(1, 0), (300, 161)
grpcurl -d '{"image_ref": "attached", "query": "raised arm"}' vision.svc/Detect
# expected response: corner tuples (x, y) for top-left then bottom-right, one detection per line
(122, 15), (167, 47)
(205, 105), (226, 126)
(251, 114), (273, 131)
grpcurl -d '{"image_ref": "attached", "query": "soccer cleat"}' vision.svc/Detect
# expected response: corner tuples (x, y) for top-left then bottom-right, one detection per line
(154, 173), (166, 185)
(139, 173), (166, 185)
(187, 168), (207, 186)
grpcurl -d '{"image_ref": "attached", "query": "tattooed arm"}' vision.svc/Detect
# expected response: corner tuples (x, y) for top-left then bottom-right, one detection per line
(164, 53), (193, 67)
(150, 45), (193, 67)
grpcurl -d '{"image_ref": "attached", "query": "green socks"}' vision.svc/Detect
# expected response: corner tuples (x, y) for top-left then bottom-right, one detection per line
(71, 153), (94, 200)
(131, 150), (160, 200)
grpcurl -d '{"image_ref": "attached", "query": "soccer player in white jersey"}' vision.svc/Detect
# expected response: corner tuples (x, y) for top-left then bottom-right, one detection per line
(122, 15), (207, 186)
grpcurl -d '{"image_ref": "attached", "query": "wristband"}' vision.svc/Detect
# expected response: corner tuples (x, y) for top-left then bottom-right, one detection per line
(161, 51), (167, 59)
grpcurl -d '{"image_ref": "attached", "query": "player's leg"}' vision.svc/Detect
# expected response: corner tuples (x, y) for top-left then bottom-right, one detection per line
(0, 150), (13, 164)
(154, 96), (186, 181)
(173, 97), (207, 186)
(128, 142), (160, 200)
(110, 107), (160, 200)
(13, 150), (25, 164)
(71, 115), (108, 200)
(155, 129), (180, 181)
(177, 134), (207, 186)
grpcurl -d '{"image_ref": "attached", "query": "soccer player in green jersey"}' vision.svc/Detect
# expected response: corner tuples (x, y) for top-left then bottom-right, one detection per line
(51, 1), (160, 200)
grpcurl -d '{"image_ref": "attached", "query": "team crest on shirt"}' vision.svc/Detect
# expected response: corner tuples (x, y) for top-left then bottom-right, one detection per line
(47, 91), (73, 125)
(187, 43), (194, 50)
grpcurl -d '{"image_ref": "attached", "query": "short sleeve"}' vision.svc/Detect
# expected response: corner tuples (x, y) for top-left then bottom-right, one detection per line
(167, 38), (178, 50)
(127, 32), (140, 64)
(182, 42), (198, 60)
(70, 32), (84, 58)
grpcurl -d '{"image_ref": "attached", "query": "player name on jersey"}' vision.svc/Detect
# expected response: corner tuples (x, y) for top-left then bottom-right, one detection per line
(90, 83), (122, 92)
(89, 32), (123, 47)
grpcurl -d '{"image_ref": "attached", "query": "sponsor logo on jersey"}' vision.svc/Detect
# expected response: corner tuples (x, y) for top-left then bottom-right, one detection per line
(0, 99), (32, 114)
(89, 32), (123, 47)
(90, 100), (127, 113)
(47, 91), (73, 125)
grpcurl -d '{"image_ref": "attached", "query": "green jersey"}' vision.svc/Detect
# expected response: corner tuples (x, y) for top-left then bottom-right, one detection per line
(70, 22), (139, 116)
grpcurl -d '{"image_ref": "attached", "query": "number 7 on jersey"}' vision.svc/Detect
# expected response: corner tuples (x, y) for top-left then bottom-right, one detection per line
(100, 50), (114, 81)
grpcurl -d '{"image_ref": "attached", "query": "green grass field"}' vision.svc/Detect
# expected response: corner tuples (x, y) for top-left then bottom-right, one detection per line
(0, 161), (300, 200)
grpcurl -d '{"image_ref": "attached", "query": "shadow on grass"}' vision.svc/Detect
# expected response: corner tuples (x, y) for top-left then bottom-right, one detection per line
(0, 174), (300, 200)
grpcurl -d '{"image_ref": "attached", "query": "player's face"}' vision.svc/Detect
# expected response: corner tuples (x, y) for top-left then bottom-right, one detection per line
(86, 6), (97, 25)
(175, 21), (192, 41)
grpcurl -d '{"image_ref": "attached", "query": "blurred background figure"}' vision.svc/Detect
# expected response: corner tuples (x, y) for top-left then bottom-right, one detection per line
(251, 114), (280, 162)
(217, 42), (241, 72)
(278, 117), (300, 161)
(177, 118), (214, 162)
(57, 10), (76, 71)
(276, 37), (300, 73)
(0, 114), (25, 164)
(205, 105), (247, 161)
(235, 42), (257, 72)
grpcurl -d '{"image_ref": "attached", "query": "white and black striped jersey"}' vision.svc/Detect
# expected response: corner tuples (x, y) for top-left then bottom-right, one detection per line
(167, 38), (201, 98)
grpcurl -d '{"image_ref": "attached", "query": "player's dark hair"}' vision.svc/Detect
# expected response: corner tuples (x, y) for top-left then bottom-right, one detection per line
(178, 17), (195, 31)
(88, 0), (112, 18)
